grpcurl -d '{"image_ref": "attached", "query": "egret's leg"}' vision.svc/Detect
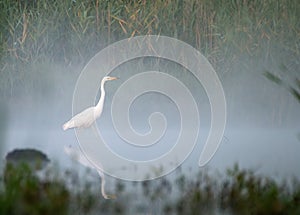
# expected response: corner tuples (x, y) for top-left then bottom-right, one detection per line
(96, 169), (116, 199)
(91, 123), (98, 137)
(89, 123), (116, 199)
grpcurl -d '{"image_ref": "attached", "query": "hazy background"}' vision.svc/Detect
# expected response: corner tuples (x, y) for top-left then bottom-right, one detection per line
(2, 55), (299, 181)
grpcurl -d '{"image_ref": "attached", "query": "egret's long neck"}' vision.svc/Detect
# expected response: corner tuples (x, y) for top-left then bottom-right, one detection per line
(95, 79), (106, 114)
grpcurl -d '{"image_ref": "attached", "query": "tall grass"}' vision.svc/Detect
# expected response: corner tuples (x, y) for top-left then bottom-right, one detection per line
(0, 0), (299, 98)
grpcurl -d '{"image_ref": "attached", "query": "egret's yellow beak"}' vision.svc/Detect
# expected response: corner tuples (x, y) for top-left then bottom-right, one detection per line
(109, 76), (118, 80)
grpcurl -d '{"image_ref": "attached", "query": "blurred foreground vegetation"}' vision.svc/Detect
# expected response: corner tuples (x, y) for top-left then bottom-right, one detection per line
(0, 163), (300, 215)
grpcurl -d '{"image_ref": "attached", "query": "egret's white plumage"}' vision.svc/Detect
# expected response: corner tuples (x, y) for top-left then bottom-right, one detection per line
(63, 76), (117, 130)
(62, 76), (118, 199)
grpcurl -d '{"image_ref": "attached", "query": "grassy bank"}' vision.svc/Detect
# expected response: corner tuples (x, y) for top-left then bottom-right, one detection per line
(0, 0), (299, 98)
(0, 163), (299, 214)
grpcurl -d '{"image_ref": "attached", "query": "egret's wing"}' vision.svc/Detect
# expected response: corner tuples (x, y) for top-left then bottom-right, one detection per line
(63, 107), (96, 130)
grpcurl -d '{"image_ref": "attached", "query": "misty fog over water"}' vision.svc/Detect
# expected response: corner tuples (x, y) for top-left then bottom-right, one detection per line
(1, 55), (299, 181)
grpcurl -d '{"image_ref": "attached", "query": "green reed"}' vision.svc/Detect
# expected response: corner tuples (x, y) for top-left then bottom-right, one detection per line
(0, 0), (299, 97)
(0, 0), (298, 63)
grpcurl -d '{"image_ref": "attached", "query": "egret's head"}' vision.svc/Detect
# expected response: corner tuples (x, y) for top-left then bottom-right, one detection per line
(103, 76), (118, 82)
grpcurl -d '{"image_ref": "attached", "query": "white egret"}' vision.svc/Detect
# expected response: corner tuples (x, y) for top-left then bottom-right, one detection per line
(62, 76), (118, 130)
(64, 145), (116, 199)
(62, 75), (118, 199)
